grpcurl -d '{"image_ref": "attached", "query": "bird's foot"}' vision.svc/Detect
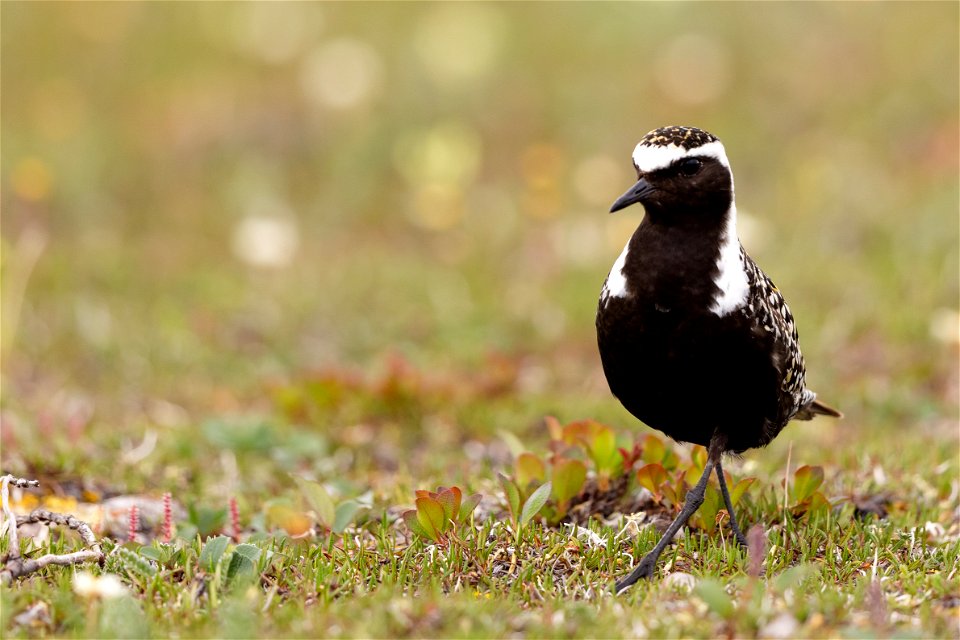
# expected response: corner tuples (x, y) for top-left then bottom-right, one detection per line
(614, 553), (659, 594)
(733, 527), (748, 549)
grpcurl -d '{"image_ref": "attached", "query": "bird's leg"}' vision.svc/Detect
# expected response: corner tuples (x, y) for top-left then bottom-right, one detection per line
(615, 455), (715, 593)
(715, 459), (748, 548)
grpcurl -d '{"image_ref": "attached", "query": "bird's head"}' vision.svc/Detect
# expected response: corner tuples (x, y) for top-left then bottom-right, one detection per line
(610, 126), (734, 219)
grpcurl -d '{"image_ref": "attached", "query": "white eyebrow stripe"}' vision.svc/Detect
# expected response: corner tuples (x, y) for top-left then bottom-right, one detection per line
(631, 140), (730, 173)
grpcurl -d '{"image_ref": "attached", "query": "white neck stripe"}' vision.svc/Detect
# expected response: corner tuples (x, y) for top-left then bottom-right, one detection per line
(632, 140), (730, 173)
(709, 204), (749, 316)
(601, 239), (631, 302)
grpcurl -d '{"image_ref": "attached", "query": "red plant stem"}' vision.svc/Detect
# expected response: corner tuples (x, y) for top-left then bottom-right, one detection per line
(229, 496), (240, 541)
(127, 504), (139, 543)
(161, 493), (173, 543)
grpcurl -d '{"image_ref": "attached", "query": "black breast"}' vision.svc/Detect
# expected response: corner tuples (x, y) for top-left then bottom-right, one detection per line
(596, 221), (787, 453)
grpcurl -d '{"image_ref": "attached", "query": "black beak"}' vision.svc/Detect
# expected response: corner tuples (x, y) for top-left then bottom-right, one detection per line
(609, 177), (654, 213)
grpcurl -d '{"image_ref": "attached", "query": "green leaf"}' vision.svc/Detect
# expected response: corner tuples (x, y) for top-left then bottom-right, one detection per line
(640, 434), (666, 465)
(639, 433), (679, 469)
(636, 463), (669, 501)
(515, 453), (546, 493)
(499, 472), (521, 522)
(458, 493), (482, 522)
(586, 425), (619, 472)
(808, 491), (831, 513)
(792, 466), (822, 502)
(690, 485), (722, 533)
(226, 547), (258, 585)
(138, 546), (163, 562)
(661, 447), (680, 471)
(551, 458), (587, 506)
(773, 563), (813, 592)
(199, 535), (230, 572)
(292, 475), (336, 529)
(791, 465), (824, 504)
(661, 472), (685, 508)
(233, 543), (260, 562)
(690, 445), (707, 474)
(793, 491), (831, 519)
(265, 501), (311, 536)
(695, 579), (735, 618)
(402, 509), (431, 539)
(415, 496), (446, 539)
(333, 500), (362, 535)
(226, 555), (255, 585)
(544, 415), (564, 441)
(435, 486), (461, 524)
(521, 481), (552, 526)
(729, 477), (756, 507)
(672, 470), (690, 504)
(561, 420), (595, 447)
(684, 465), (701, 488)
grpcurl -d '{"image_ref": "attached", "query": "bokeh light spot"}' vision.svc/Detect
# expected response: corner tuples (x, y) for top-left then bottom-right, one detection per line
(521, 144), (566, 220)
(654, 33), (731, 106)
(231, 197), (300, 269)
(11, 157), (54, 202)
(522, 144), (565, 190)
(409, 183), (465, 231)
(235, 3), (317, 64)
(301, 38), (382, 110)
(414, 4), (505, 83)
(551, 219), (607, 266)
(929, 308), (960, 346)
(393, 121), (482, 188)
(573, 155), (626, 207)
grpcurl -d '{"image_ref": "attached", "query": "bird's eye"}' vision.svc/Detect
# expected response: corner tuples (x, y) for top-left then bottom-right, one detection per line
(678, 157), (702, 176)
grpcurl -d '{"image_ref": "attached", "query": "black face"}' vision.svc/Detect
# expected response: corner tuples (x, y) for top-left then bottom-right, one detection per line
(629, 154), (733, 218)
(609, 149), (734, 222)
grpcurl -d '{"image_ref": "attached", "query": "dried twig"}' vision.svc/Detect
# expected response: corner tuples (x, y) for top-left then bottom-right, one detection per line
(1, 475), (37, 565)
(16, 510), (102, 551)
(1, 474), (104, 586)
(5, 478), (40, 490)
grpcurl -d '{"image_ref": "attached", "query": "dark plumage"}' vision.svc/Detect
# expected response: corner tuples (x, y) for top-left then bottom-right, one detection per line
(596, 126), (840, 591)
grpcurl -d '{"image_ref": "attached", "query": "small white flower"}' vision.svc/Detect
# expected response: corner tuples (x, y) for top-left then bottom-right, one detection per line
(566, 524), (607, 548)
(759, 613), (799, 639)
(73, 571), (128, 599)
(924, 521), (946, 544)
(663, 571), (697, 593)
(616, 512), (647, 541)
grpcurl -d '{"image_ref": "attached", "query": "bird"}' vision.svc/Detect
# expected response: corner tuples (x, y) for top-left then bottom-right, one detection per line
(595, 125), (841, 592)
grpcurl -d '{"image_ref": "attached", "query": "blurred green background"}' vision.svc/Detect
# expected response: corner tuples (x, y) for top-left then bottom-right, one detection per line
(2, 3), (957, 462)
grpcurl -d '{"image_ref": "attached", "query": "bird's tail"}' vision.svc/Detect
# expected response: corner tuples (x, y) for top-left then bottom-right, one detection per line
(795, 391), (843, 420)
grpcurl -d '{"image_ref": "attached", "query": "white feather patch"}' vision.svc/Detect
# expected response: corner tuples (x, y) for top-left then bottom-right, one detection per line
(602, 239), (631, 301)
(632, 140), (730, 173)
(710, 205), (749, 316)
